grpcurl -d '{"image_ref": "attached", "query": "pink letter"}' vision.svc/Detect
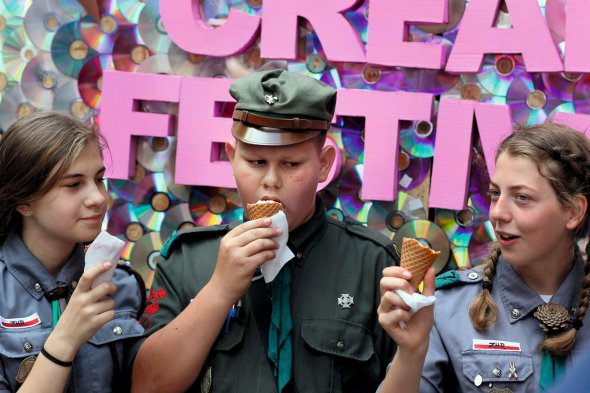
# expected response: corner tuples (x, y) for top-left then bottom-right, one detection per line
(160, 0), (259, 56)
(446, 0), (563, 72)
(260, 0), (365, 62)
(336, 89), (434, 201)
(430, 98), (512, 210)
(176, 77), (235, 187)
(100, 71), (181, 179)
(367, 0), (447, 68)
(564, 0), (590, 72)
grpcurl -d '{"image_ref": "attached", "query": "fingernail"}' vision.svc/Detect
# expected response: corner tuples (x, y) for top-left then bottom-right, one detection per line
(264, 218), (272, 225)
(276, 228), (282, 235)
(402, 270), (411, 279)
(104, 262), (112, 269)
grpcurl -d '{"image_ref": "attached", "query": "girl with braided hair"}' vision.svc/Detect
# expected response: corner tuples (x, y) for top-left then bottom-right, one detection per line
(377, 123), (590, 392)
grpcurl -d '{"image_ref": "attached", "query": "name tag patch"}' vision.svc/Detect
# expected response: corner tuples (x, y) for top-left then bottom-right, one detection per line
(1, 313), (41, 329)
(472, 339), (521, 352)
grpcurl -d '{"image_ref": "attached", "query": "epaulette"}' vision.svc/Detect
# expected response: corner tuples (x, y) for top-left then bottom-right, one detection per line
(335, 218), (397, 259)
(435, 268), (483, 290)
(160, 223), (237, 258)
(116, 261), (147, 317)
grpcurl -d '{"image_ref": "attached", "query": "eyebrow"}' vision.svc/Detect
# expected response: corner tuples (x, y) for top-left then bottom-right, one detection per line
(61, 167), (106, 180)
(489, 181), (535, 192)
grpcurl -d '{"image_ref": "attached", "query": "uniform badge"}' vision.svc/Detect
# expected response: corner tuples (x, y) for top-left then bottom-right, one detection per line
(201, 366), (212, 393)
(337, 294), (354, 309)
(264, 94), (278, 105)
(15, 355), (36, 383)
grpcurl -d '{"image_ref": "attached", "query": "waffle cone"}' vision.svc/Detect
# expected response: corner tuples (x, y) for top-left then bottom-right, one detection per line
(246, 200), (283, 219)
(400, 237), (440, 289)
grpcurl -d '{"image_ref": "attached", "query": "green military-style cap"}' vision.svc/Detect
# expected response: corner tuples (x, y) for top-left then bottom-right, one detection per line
(229, 69), (337, 146)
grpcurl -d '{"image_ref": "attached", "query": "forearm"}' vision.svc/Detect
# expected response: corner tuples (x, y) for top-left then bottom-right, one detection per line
(379, 346), (428, 393)
(131, 282), (235, 393)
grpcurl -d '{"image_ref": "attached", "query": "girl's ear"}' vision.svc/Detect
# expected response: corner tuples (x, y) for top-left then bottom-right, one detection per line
(16, 205), (33, 217)
(566, 194), (588, 231)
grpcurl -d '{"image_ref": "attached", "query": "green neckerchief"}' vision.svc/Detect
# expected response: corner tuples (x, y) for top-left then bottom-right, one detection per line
(268, 266), (293, 393)
(540, 350), (565, 391)
(51, 300), (62, 328)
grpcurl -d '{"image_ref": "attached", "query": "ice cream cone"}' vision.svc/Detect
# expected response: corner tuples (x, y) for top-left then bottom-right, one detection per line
(246, 200), (283, 219)
(400, 237), (440, 289)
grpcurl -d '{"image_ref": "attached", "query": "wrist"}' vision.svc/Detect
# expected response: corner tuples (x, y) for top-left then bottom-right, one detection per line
(204, 278), (241, 308)
(43, 335), (77, 363)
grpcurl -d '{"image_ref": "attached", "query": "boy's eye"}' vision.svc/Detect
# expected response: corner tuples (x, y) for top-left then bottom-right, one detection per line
(284, 162), (299, 168)
(249, 160), (265, 165)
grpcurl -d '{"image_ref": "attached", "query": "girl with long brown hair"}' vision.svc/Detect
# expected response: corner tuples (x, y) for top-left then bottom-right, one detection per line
(0, 112), (144, 392)
(377, 123), (590, 392)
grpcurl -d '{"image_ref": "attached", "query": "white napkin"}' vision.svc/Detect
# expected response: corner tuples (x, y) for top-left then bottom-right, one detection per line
(395, 289), (436, 329)
(260, 210), (294, 283)
(84, 231), (126, 288)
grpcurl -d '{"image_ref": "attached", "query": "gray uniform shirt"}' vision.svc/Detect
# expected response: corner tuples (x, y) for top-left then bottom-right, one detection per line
(419, 256), (590, 392)
(0, 232), (144, 393)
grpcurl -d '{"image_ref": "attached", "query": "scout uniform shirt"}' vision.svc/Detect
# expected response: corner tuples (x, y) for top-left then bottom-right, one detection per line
(0, 232), (145, 393)
(129, 198), (398, 392)
(419, 255), (590, 392)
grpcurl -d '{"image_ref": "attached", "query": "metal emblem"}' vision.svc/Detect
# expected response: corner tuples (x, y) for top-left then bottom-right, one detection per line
(201, 366), (212, 393)
(337, 294), (354, 309)
(264, 94), (278, 105)
(15, 355), (36, 383)
(508, 362), (518, 380)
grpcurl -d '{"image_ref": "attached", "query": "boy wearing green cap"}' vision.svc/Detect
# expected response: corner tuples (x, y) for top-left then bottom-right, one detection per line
(129, 70), (398, 393)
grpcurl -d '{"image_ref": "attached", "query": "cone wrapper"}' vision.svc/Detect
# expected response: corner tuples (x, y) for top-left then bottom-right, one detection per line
(260, 210), (294, 283)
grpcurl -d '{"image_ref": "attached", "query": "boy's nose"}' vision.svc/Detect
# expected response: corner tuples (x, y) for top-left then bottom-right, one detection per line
(262, 167), (281, 189)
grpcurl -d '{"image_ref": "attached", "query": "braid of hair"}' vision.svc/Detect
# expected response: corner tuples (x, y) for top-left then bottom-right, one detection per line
(469, 242), (501, 331)
(541, 261), (590, 357)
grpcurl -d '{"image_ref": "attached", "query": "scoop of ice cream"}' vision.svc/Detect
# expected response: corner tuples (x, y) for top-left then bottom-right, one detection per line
(400, 237), (440, 289)
(246, 200), (283, 220)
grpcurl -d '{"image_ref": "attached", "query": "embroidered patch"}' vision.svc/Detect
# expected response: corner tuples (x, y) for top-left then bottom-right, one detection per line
(472, 339), (521, 352)
(1, 313), (41, 329)
(144, 302), (160, 315)
(147, 289), (167, 302)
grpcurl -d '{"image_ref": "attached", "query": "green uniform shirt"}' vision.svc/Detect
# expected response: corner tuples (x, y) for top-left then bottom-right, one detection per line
(129, 198), (398, 392)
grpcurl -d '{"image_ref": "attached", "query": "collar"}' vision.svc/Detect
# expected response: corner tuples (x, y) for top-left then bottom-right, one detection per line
(2, 232), (85, 301)
(497, 253), (585, 324)
(287, 197), (327, 266)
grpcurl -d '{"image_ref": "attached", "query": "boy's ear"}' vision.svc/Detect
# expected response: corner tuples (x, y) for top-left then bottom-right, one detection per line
(566, 194), (588, 230)
(225, 140), (237, 163)
(318, 144), (336, 183)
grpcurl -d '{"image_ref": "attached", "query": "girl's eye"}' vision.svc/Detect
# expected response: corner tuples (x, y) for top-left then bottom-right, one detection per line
(65, 182), (80, 188)
(516, 194), (529, 201)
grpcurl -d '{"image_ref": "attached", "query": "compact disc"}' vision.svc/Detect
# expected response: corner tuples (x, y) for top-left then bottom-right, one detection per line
(137, 136), (175, 172)
(80, 0), (130, 52)
(107, 199), (145, 244)
(3, 25), (38, 81)
(24, 0), (83, 51)
(108, 164), (146, 201)
(138, 0), (170, 53)
(132, 172), (174, 231)
(477, 54), (525, 97)
(51, 20), (98, 78)
(435, 208), (474, 247)
(572, 75), (590, 114)
(227, 0), (263, 16)
(129, 232), (163, 288)
(112, 25), (153, 71)
(78, 54), (114, 109)
(450, 245), (470, 270)
(3, 0), (32, 18)
(162, 144), (193, 202)
(20, 52), (68, 109)
(225, 43), (288, 79)
(396, 191), (428, 220)
(399, 155), (430, 191)
(367, 201), (399, 239)
(345, 4), (368, 44)
(442, 73), (494, 103)
(340, 117), (364, 164)
(399, 119), (436, 158)
(506, 72), (563, 125)
(0, 67), (18, 103)
(189, 187), (242, 226)
(0, 86), (36, 131)
(468, 220), (496, 267)
(416, 0), (465, 34)
(168, 41), (228, 77)
(336, 163), (371, 223)
(116, 0), (145, 23)
(160, 203), (195, 242)
(542, 72), (581, 102)
(393, 220), (451, 274)
(342, 63), (409, 91)
(53, 78), (92, 121)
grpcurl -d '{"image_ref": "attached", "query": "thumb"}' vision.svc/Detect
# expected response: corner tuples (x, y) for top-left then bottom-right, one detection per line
(422, 267), (436, 296)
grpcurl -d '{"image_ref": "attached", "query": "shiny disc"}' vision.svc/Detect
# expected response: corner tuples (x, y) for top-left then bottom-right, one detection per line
(342, 63), (409, 91)
(133, 172), (174, 231)
(399, 154), (430, 191)
(162, 144), (192, 202)
(450, 245), (470, 270)
(399, 119), (436, 158)
(112, 25), (152, 71)
(189, 187), (242, 226)
(52, 78), (93, 121)
(506, 73), (563, 125)
(397, 191), (428, 220)
(78, 54), (114, 109)
(0, 86), (35, 131)
(138, 0), (170, 53)
(2, 26), (38, 81)
(129, 232), (163, 288)
(24, 0), (83, 51)
(160, 203), (195, 242)
(340, 117), (364, 164)
(227, 0), (262, 16)
(3, 0), (32, 18)
(21, 52), (68, 109)
(51, 20), (98, 78)
(572, 75), (590, 113)
(435, 208), (474, 247)
(442, 73), (494, 103)
(477, 54), (525, 97)
(107, 199), (145, 245)
(137, 136), (175, 172)
(367, 201), (398, 239)
(542, 72), (581, 102)
(336, 163), (371, 223)
(393, 219), (451, 274)
(468, 220), (496, 267)
(116, 0), (145, 23)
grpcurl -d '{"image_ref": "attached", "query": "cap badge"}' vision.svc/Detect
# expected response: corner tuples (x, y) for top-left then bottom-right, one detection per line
(337, 294), (354, 309)
(264, 94), (278, 105)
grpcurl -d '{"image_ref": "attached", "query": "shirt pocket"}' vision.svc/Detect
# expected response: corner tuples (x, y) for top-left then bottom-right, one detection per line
(88, 314), (144, 346)
(461, 350), (535, 392)
(300, 317), (377, 393)
(0, 325), (52, 390)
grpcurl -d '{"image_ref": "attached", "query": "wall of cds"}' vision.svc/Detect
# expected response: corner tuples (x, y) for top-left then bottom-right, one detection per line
(0, 0), (585, 288)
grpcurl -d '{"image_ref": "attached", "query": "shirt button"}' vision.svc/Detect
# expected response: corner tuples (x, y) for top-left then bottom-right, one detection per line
(296, 252), (303, 259)
(71, 280), (78, 289)
(113, 326), (123, 336)
(336, 341), (345, 351)
(468, 272), (478, 280)
(34, 283), (42, 292)
(493, 368), (502, 377)
(23, 342), (33, 352)
(511, 308), (520, 318)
